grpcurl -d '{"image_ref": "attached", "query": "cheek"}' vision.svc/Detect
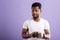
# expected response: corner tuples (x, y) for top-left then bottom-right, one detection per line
(37, 11), (40, 15)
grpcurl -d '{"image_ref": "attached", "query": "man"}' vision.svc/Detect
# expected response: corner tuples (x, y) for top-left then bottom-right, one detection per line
(22, 2), (50, 40)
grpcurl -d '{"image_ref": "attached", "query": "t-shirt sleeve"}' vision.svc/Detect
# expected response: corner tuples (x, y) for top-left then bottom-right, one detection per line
(22, 20), (29, 29)
(44, 20), (50, 32)
(44, 20), (51, 38)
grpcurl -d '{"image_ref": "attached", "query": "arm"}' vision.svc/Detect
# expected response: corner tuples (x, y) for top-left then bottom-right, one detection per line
(44, 20), (50, 39)
(22, 28), (31, 39)
(22, 20), (32, 38)
(44, 29), (50, 39)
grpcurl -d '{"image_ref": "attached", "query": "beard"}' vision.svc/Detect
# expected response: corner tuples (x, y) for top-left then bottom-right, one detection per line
(32, 14), (39, 19)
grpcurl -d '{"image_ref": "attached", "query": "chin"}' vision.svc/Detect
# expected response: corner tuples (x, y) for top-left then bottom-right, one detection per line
(33, 16), (39, 18)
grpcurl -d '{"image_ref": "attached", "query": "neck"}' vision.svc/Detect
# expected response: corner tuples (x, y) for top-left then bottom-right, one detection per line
(33, 17), (40, 22)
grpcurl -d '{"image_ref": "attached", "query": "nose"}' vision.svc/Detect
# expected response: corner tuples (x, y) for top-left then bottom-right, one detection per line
(33, 11), (36, 14)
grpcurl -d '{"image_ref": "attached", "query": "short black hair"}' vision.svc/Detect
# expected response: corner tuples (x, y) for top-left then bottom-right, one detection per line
(31, 2), (42, 9)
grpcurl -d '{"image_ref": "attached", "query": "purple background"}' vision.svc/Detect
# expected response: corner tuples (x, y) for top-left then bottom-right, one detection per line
(0, 0), (60, 40)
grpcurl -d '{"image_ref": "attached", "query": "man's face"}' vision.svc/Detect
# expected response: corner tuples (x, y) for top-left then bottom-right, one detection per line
(32, 6), (41, 18)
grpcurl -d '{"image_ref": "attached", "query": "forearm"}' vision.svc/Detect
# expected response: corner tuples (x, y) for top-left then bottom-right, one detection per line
(22, 34), (31, 39)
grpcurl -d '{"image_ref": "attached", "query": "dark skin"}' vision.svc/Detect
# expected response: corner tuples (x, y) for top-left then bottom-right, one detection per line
(22, 29), (50, 38)
(22, 6), (50, 39)
(22, 29), (33, 39)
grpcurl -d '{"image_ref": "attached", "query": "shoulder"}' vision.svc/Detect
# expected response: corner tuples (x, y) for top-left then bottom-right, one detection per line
(41, 18), (49, 24)
(24, 19), (32, 24)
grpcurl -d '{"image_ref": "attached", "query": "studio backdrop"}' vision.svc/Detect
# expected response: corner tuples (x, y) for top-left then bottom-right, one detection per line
(0, 0), (60, 40)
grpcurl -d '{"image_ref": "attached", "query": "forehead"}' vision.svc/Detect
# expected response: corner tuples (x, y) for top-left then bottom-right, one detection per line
(32, 6), (40, 10)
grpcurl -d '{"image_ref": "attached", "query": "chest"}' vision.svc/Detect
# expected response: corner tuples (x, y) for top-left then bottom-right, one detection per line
(28, 21), (45, 33)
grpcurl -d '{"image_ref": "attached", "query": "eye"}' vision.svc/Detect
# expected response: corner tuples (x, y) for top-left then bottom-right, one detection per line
(36, 10), (37, 12)
(35, 10), (38, 12)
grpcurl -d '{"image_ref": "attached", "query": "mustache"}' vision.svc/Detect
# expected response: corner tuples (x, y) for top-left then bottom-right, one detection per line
(32, 14), (39, 16)
(32, 14), (39, 18)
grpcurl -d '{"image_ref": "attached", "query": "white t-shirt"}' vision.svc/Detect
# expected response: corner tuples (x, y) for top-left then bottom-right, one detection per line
(22, 18), (50, 40)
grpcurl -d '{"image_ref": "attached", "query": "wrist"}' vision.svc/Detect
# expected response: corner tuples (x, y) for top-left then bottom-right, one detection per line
(43, 34), (50, 39)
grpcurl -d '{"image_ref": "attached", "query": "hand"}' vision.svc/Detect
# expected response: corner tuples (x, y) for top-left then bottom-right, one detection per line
(30, 32), (34, 37)
(30, 32), (38, 37)
(32, 32), (38, 37)
(37, 33), (42, 38)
